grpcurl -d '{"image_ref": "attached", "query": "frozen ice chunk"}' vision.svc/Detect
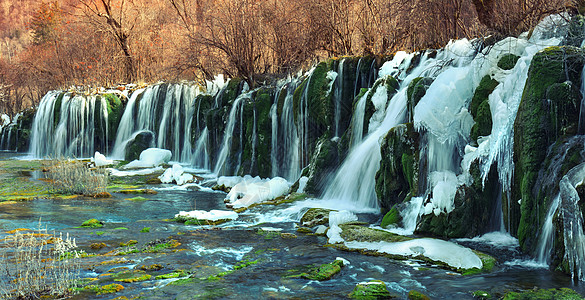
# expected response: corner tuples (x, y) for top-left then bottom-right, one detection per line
(92, 151), (114, 167)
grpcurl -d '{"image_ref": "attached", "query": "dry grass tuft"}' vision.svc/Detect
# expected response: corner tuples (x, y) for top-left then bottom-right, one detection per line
(1, 219), (81, 299)
(44, 157), (109, 197)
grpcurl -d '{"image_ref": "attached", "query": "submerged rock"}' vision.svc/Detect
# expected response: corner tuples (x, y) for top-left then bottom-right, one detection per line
(124, 131), (155, 162)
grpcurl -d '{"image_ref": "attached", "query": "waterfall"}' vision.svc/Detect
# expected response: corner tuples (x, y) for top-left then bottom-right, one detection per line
(29, 91), (59, 157)
(270, 94), (278, 178)
(537, 163), (585, 279)
(281, 81), (301, 181)
(323, 88), (407, 210)
(349, 91), (367, 148)
(214, 94), (247, 175)
(111, 88), (145, 158)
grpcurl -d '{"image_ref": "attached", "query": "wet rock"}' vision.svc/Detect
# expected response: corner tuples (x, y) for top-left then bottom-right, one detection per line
(406, 77), (433, 123)
(469, 75), (498, 143)
(380, 205), (401, 228)
(502, 287), (583, 300)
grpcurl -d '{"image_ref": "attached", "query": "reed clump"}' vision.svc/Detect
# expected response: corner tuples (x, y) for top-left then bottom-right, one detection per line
(44, 157), (109, 196)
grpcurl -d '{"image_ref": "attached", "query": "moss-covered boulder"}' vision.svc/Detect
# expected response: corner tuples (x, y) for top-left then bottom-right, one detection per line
(408, 290), (431, 300)
(301, 134), (341, 196)
(375, 123), (419, 213)
(288, 259), (345, 281)
(406, 77), (433, 123)
(15, 107), (36, 152)
(349, 280), (395, 299)
(497, 54), (520, 70)
(79, 218), (104, 228)
(124, 130), (155, 161)
(513, 46), (585, 251)
(470, 75), (499, 142)
(417, 159), (501, 238)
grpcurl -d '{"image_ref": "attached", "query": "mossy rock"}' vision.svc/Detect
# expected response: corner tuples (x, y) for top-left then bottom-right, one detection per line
(124, 130), (154, 161)
(349, 280), (395, 299)
(300, 208), (335, 227)
(469, 75), (498, 142)
(302, 134), (341, 195)
(408, 290), (430, 300)
(514, 46), (585, 251)
(375, 123), (419, 213)
(291, 260), (344, 281)
(79, 283), (124, 295)
(339, 224), (410, 243)
(112, 270), (151, 283)
(155, 270), (188, 280)
(503, 288), (583, 300)
(497, 54), (520, 70)
(80, 219), (104, 228)
(380, 205), (401, 228)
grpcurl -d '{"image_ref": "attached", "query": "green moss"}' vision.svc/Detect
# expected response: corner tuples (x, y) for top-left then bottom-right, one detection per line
(503, 288), (583, 300)
(473, 290), (492, 299)
(155, 270), (188, 280)
(119, 240), (137, 247)
(380, 206), (401, 228)
(79, 283), (124, 295)
(408, 290), (430, 300)
(112, 270), (152, 283)
(498, 54), (520, 70)
(471, 100), (493, 141)
(349, 280), (393, 299)
(79, 219), (104, 228)
(462, 251), (497, 275)
(470, 75), (498, 142)
(140, 227), (150, 233)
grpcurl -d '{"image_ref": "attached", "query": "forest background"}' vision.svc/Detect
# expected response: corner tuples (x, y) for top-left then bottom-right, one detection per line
(0, 0), (580, 115)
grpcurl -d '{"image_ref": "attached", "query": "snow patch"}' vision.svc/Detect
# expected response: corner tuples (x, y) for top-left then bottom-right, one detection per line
(109, 167), (164, 177)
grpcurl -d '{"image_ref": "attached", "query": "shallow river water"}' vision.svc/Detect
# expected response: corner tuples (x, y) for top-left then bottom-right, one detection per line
(0, 155), (583, 299)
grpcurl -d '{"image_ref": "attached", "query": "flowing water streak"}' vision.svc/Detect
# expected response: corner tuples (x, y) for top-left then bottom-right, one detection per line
(349, 92), (367, 148)
(281, 81), (301, 181)
(192, 127), (210, 169)
(334, 59), (345, 137)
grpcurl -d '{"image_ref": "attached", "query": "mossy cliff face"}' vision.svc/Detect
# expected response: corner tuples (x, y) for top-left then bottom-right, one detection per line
(513, 46), (585, 252)
(470, 75), (499, 143)
(238, 87), (274, 178)
(406, 77), (433, 123)
(301, 134), (341, 195)
(375, 123), (419, 214)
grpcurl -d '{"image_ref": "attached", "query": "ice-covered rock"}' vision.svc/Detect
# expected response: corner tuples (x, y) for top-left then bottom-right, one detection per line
(123, 148), (171, 169)
(159, 164), (194, 185)
(345, 238), (483, 269)
(225, 176), (291, 209)
(175, 209), (238, 222)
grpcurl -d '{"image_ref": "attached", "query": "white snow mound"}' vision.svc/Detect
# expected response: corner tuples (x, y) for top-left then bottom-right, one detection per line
(175, 209), (238, 222)
(124, 148), (171, 169)
(226, 176), (290, 209)
(159, 164), (194, 185)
